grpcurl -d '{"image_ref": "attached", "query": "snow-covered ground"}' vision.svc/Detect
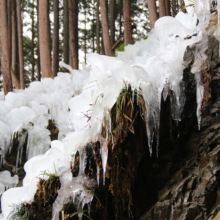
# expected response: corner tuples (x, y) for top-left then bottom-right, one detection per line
(0, 0), (219, 219)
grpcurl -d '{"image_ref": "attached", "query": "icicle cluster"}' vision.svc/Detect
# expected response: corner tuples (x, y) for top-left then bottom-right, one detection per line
(52, 151), (95, 220)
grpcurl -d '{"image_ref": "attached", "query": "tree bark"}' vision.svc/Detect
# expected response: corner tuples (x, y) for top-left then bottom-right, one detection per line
(92, 2), (95, 53)
(123, 0), (132, 45)
(36, 0), (41, 81)
(100, 0), (112, 56)
(48, 0), (51, 63)
(63, 0), (69, 64)
(84, 1), (86, 63)
(73, 0), (78, 66)
(96, 0), (100, 54)
(0, 0), (13, 95)
(11, 0), (19, 88)
(110, 0), (115, 46)
(119, 0), (123, 36)
(147, 0), (158, 29)
(172, 0), (177, 16)
(16, 0), (25, 89)
(31, 0), (35, 81)
(7, 0), (12, 78)
(165, 0), (171, 16)
(53, 0), (59, 76)
(39, 0), (53, 78)
(68, 0), (78, 69)
(159, 0), (167, 17)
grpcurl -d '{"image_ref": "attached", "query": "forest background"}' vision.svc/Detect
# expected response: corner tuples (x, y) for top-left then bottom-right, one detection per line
(0, 0), (182, 95)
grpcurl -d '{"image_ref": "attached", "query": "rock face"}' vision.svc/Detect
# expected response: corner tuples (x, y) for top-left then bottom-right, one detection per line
(138, 36), (220, 220)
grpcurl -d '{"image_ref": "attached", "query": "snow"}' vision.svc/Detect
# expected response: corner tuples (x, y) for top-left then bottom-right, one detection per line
(0, 0), (218, 218)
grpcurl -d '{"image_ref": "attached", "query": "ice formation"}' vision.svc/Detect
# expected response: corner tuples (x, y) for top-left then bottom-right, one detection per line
(0, 171), (18, 195)
(0, 0), (219, 219)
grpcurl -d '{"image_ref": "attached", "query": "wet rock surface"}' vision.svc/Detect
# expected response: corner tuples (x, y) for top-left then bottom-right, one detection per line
(138, 35), (220, 220)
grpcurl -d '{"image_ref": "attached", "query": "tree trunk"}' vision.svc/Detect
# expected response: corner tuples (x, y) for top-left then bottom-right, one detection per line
(63, 0), (69, 64)
(147, 0), (158, 29)
(92, 1), (95, 53)
(100, 0), (112, 56)
(119, 0), (123, 36)
(53, 0), (59, 76)
(172, 0), (177, 16)
(110, 0), (115, 46)
(7, 0), (12, 78)
(159, 0), (167, 17)
(39, 0), (53, 78)
(73, 0), (78, 66)
(11, 0), (19, 88)
(16, 0), (25, 89)
(31, 0), (35, 82)
(37, 0), (41, 81)
(165, 0), (171, 16)
(0, 0), (13, 95)
(84, 1), (86, 63)
(68, 0), (78, 69)
(48, 0), (51, 63)
(96, 0), (100, 54)
(123, 0), (132, 45)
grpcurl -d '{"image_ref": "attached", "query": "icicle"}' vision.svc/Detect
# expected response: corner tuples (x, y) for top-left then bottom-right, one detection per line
(97, 165), (100, 186)
(88, 202), (91, 216)
(15, 149), (20, 172)
(196, 81), (204, 130)
(132, 87), (135, 103)
(100, 140), (108, 185)
(79, 151), (87, 176)
(163, 85), (169, 102)
(72, 153), (75, 168)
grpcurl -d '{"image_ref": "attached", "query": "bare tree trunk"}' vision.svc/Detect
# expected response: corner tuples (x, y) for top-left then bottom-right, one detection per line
(159, 0), (167, 17)
(84, 1), (86, 63)
(96, 0), (100, 54)
(147, 0), (158, 29)
(172, 0), (177, 16)
(92, 1), (95, 53)
(73, 0), (78, 66)
(100, 0), (112, 56)
(31, 0), (35, 81)
(165, 0), (171, 16)
(69, 0), (78, 69)
(48, 0), (51, 63)
(101, 37), (105, 55)
(0, 0), (13, 94)
(53, 0), (59, 76)
(11, 0), (19, 88)
(119, 0), (123, 36)
(63, 0), (69, 64)
(37, 0), (41, 81)
(16, 0), (25, 89)
(39, 0), (53, 78)
(123, 0), (132, 45)
(7, 0), (12, 77)
(110, 0), (115, 46)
